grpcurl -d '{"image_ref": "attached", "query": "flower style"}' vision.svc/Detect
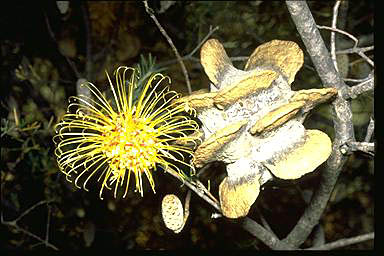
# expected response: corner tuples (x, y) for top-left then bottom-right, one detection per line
(54, 66), (199, 199)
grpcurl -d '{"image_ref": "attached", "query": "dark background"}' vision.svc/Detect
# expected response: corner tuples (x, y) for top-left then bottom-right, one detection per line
(1, 1), (374, 251)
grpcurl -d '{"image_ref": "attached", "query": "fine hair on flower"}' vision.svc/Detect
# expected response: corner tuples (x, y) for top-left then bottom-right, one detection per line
(54, 66), (199, 199)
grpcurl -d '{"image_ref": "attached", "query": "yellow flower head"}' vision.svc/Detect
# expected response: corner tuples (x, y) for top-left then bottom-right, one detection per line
(54, 66), (199, 199)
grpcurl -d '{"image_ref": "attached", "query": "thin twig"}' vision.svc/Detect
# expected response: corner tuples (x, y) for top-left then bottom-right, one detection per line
(45, 204), (51, 245)
(323, 24), (374, 67)
(13, 200), (51, 223)
(183, 190), (191, 226)
(156, 26), (219, 70)
(81, 2), (93, 80)
(44, 13), (81, 79)
(165, 168), (221, 212)
(143, 1), (192, 94)
(255, 208), (276, 237)
(158, 55), (247, 70)
(306, 232), (374, 250)
(195, 179), (220, 205)
(356, 51), (374, 67)
(158, 56), (199, 67)
(345, 75), (374, 99)
(30, 203), (53, 249)
(1, 200), (58, 250)
(190, 26), (219, 57)
(317, 25), (358, 49)
(344, 68), (374, 100)
(196, 163), (212, 178)
(344, 76), (371, 83)
(242, 217), (293, 250)
(230, 56), (249, 62)
(346, 141), (374, 156)
(330, 1), (341, 72)
(317, 24), (375, 69)
(10, 225), (58, 251)
(167, 170), (280, 250)
(336, 45), (373, 55)
(285, 1), (355, 249)
(294, 186), (325, 247)
(364, 116), (374, 143)
(165, 169), (287, 249)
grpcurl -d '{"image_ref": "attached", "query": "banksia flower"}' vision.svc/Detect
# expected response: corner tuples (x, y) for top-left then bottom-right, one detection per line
(54, 66), (199, 199)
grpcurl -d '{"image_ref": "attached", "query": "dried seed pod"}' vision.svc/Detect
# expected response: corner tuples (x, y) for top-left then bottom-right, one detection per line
(245, 40), (304, 84)
(189, 39), (337, 219)
(213, 69), (278, 110)
(161, 194), (184, 233)
(200, 39), (234, 86)
(219, 176), (260, 218)
(290, 88), (338, 111)
(250, 101), (305, 135)
(250, 87), (338, 135)
(175, 89), (217, 110)
(264, 129), (332, 179)
(193, 119), (248, 168)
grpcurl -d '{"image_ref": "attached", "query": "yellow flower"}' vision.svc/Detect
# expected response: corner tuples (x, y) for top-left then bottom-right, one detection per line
(54, 66), (199, 199)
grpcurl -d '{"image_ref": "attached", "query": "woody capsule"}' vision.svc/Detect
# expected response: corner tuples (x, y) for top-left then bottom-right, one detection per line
(177, 39), (337, 218)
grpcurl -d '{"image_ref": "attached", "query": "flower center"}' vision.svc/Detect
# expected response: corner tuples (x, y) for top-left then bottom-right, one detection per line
(102, 114), (159, 179)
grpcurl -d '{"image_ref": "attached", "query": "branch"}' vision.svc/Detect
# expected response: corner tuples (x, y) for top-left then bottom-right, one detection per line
(159, 55), (247, 69)
(345, 75), (374, 99)
(196, 162), (212, 177)
(1, 200), (58, 250)
(330, 1), (341, 72)
(190, 26), (220, 57)
(255, 207), (277, 237)
(165, 167), (284, 249)
(317, 25), (358, 49)
(317, 25), (374, 67)
(345, 142), (374, 156)
(312, 224), (325, 247)
(344, 76), (372, 83)
(283, 1), (355, 248)
(242, 217), (293, 250)
(157, 26), (219, 68)
(183, 190), (191, 227)
(143, 1), (192, 94)
(10, 200), (50, 223)
(195, 179), (220, 205)
(44, 13), (81, 79)
(336, 45), (373, 55)
(165, 168), (221, 212)
(364, 116), (374, 143)
(306, 232), (374, 250)
(45, 204), (52, 247)
(356, 51), (374, 67)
